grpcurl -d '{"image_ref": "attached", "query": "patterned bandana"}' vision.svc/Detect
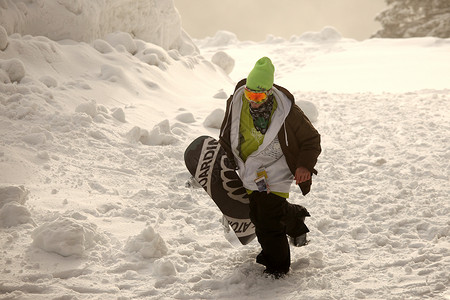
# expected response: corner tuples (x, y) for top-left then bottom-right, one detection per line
(248, 95), (274, 134)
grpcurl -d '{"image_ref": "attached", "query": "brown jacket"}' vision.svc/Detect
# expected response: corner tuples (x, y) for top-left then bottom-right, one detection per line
(219, 79), (321, 195)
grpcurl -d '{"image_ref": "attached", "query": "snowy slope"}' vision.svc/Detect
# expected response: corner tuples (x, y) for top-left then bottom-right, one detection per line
(1, 2), (450, 300)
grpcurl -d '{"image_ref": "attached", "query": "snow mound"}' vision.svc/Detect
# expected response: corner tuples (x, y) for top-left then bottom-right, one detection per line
(264, 34), (287, 44)
(22, 130), (48, 145)
(92, 38), (114, 54)
(74, 99), (126, 124)
(175, 112), (195, 123)
(111, 107), (126, 122)
(0, 202), (34, 228)
(296, 100), (319, 123)
(126, 120), (178, 146)
(211, 51), (235, 75)
(32, 217), (107, 257)
(0, 25), (7, 50)
(213, 89), (228, 99)
(195, 31), (239, 48)
(0, 0), (198, 55)
(135, 43), (171, 69)
(144, 120), (179, 145)
(39, 75), (58, 88)
(0, 185), (29, 208)
(296, 26), (343, 43)
(104, 32), (137, 55)
(203, 108), (225, 129)
(124, 226), (168, 259)
(126, 126), (145, 143)
(99, 64), (132, 85)
(75, 100), (99, 118)
(154, 259), (177, 276)
(0, 58), (26, 83)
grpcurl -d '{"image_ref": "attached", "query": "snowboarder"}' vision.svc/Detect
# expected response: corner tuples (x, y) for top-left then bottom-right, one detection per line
(219, 57), (321, 278)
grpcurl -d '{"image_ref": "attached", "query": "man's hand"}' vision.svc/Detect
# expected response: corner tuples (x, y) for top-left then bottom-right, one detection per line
(295, 167), (311, 184)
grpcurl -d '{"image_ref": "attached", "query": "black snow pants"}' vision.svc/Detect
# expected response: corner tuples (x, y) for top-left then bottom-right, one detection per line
(249, 191), (310, 274)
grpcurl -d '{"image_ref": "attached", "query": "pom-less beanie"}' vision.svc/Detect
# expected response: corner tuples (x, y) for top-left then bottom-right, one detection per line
(246, 57), (275, 91)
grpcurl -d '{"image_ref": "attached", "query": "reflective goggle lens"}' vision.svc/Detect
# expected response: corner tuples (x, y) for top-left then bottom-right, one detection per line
(244, 88), (270, 103)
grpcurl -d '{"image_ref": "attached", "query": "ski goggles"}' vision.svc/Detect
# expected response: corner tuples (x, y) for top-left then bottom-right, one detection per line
(244, 87), (271, 104)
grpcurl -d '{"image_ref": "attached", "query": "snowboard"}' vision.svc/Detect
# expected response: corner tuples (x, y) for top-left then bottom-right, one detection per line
(184, 136), (256, 245)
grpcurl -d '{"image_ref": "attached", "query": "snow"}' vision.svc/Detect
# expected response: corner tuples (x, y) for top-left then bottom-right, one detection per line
(203, 109), (226, 130)
(0, 202), (34, 228)
(0, 0), (198, 55)
(296, 26), (343, 42)
(0, 58), (25, 83)
(31, 216), (108, 257)
(0, 185), (29, 208)
(124, 226), (169, 259)
(0, 25), (7, 51)
(211, 51), (235, 75)
(1, 1), (449, 300)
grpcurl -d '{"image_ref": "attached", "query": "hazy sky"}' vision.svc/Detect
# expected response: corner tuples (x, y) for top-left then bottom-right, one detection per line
(174, 0), (387, 41)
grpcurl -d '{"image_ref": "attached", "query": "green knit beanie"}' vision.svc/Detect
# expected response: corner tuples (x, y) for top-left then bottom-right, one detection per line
(246, 57), (275, 91)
